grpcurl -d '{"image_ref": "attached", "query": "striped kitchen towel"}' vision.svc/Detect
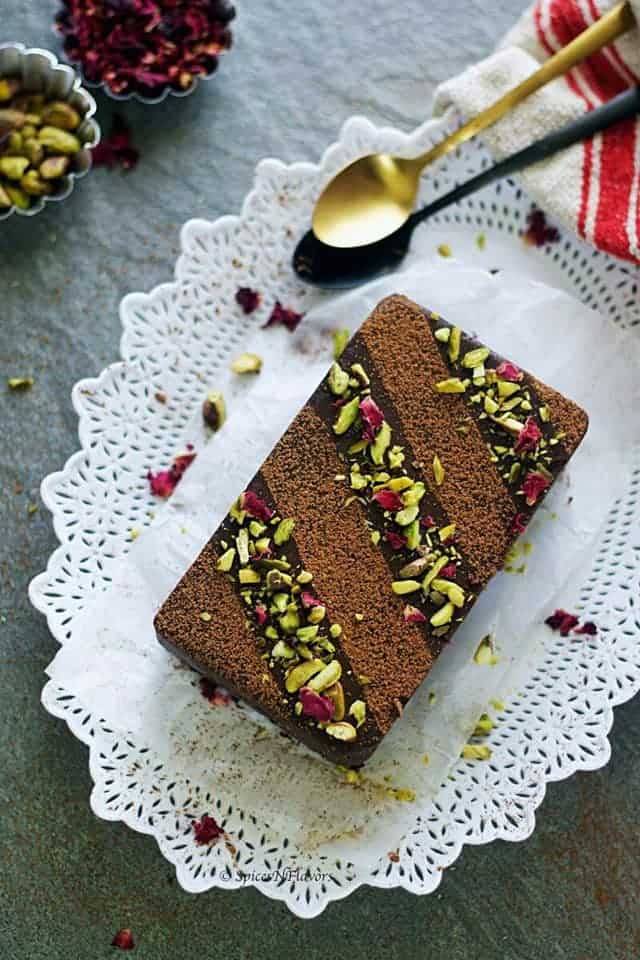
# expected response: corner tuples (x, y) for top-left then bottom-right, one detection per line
(434, 0), (640, 265)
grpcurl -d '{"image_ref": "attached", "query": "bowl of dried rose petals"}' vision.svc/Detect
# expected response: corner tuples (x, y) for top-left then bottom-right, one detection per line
(0, 43), (99, 220)
(55, 0), (236, 105)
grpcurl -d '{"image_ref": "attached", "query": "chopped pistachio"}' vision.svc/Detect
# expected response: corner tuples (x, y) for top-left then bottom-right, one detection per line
(370, 530), (381, 546)
(349, 700), (366, 727)
(238, 568), (261, 585)
(326, 682), (346, 721)
(434, 327), (450, 343)
(329, 623), (342, 639)
(476, 233), (486, 250)
(539, 404), (550, 422)
(236, 528), (250, 565)
(229, 498), (246, 525)
(473, 635), (495, 665)
(202, 390), (226, 431)
(484, 395), (499, 415)
(332, 328), (350, 359)
(428, 691), (438, 705)
(325, 721), (357, 742)
(273, 517), (295, 545)
(422, 555), (449, 591)
(432, 578), (465, 608)
(437, 243), (452, 258)
(448, 326), (461, 363)
(432, 454), (445, 486)
(296, 624), (319, 643)
(249, 520), (266, 537)
(438, 522), (456, 542)
(349, 362), (370, 386)
(350, 470), (369, 491)
(386, 787), (416, 802)
(391, 579), (422, 595)
(473, 714), (494, 736)
(216, 547), (236, 572)
(497, 380), (520, 399)
(265, 569), (292, 591)
(462, 745), (492, 761)
(399, 555), (430, 579)
(508, 462), (521, 484)
(375, 476), (412, 493)
(371, 421), (392, 465)
(230, 352), (262, 375)
(199, 611), (212, 622)
(348, 439), (369, 455)
(307, 604), (326, 624)
(388, 445), (405, 469)
(333, 395), (360, 434)
(354, 613), (364, 622)
(461, 347), (490, 369)
(490, 698), (505, 711)
(254, 537), (271, 553)
(297, 570), (313, 584)
(285, 658), (325, 692)
(422, 753), (430, 766)
(395, 504), (419, 526)
(405, 518), (421, 550)
(279, 604), (301, 634)
(265, 625), (279, 640)
(7, 377), (33, 390)
(272, 640), (296, 660)
(430, 602), (454, 627)
(402, 482), (425, 507)
(307, 659), (342, 692)
(435, 377), (466, 394)
(328, 361), (350, 395)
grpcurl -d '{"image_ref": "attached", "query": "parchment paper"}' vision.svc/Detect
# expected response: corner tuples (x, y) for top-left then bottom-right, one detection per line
(46, 263), (640, 870)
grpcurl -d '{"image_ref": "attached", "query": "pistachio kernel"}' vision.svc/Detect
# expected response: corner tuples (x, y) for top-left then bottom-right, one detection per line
(437, 243), (452, 258)
(402, 481), (425, 506)
(370, 421), (392, 465)
(202, 390), (226, 431)
(462, 745), (492, 761)
(398, 555), (431, 579)
(349, 700), (367, 727)
(422, 555), (449, 591)
(38, 126), (81, 154)
(265, 569), (292, 591)
(272, 640), (296, 660)
(307, 659), (342, 692)
(388, 445), (405, 469)
(285, 659), (325, 693)
(216, 547), (236, 572)
(238, 568), (261, 585)
(461, 347), (490, 369)
(539, 404), (550, 422)
(41, 100), (80, 130)
(296, 570), (313, 584)
(405, 518), (421, 550)
(273, 517), (295, 545)
(370, 530), (381, 547)
(448, 326), (462, 363)
(473, 635), (495, 665)
(497, 380), (520, 399)
(432, 454), (445, 486)
(349, 362), (370, 386)
(438, 523), (456, 542)
(236, 528), (250, 565)
(395, 504), (419, 526)
(329, 623), (342, 639)
(435, 377), (466, 393)
(325, 682), (345, 721)
(307, 604), (326, 624)
(328, 361), (350, 395)
(199, 611), (212, 622)
(473, 714), (494, 736)
(230, 352), (262, 375)
(333, 396), (360, 435)
(434, 327), (450, 343)
(332, 328), (350, 359)
(391, 579), (422, 595)
(430, 601), (454, 627)
(325, 721), (357, 742)
(296, 624), (319, 643)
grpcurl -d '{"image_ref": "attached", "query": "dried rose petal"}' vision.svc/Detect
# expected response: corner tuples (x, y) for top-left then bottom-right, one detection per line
(403, 605), (427, 624)
(56, 0), (235, 99)
(193, 813), (224, 845)
(235, 287), (261, 314)
(239, 490), (274, 521)
(524, 207), (560, 247)
(359, 396), (384, 441)
(440, 563), (457, 579)
(510, 512), (529, 535)
(421, 515), (436, 529)
(111, 929), (135, 950)
(263, 301), (304, 332)
(545, 609), (579, 636)
(199, 678), (232, 706)
(522, 471), (550, 506)
(300, 592), (323, 609)
(515, 417), (542, 454)
(495, 361), (523, 383)
(92, 114), (139, 171)
(385, 530), (407, 550)
(255, 604), (268, 626)
(298, 686), (334, 723)
(373, 489), (403, 512)
(148, 449), (196, 498)
(574, 621), (598, 636)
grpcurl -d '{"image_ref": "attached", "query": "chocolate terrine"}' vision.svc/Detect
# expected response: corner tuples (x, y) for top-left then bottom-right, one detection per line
(155, 294), (588, 766)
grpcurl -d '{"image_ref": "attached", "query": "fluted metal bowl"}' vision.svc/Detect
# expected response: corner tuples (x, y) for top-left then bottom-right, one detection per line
(0, 43), (100, 221)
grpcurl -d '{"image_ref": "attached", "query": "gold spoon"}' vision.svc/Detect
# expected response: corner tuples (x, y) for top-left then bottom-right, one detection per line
(312, 0), (635, 248)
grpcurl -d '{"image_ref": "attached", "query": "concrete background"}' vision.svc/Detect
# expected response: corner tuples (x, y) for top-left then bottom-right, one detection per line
(1, 1), (639, 957)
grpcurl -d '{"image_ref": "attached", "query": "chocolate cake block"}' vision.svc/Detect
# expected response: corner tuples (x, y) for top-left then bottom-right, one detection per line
(155, 294), (588, 766)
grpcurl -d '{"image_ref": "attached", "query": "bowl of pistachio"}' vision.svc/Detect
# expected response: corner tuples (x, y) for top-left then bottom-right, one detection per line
(0, 43), (99, 220)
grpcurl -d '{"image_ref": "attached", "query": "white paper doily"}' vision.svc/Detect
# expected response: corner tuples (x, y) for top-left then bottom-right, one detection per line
(30, 109), (640, 917)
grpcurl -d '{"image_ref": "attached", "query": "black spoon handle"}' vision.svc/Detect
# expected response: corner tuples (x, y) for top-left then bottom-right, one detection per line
(410, 84), (640, 227)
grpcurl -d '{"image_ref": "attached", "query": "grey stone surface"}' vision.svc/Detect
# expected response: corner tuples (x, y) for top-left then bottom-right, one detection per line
(1, 1), (639, 958)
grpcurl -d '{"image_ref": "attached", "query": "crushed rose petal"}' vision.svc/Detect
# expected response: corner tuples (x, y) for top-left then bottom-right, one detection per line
(545, 609), (579, 636)
(522, 471), (550, 506)
(421, 515), (436, 529)
(111, 929), (135, 951)
(495, 361), (523, 383)
(263, 301), (304, 332)
(91, 114), (139, 171)
(299, 686), (335, 723)
(193, 813), (224, 845)
(239, 490), (274, 521)
(148, 449), (196, 498)
(510, 512), (529, 535)
(403, 605), (427, 624)
(515, 416), (543, 454)
(385, 530), (407, 550)
(359, 396), (384, 441)
(574, 621), (598, 636)
(199, 678), (232, 706)
(235, 287), (261, 314)
(255, 604), (268, 626)
(524, 207), (560, 247)
(300, 591), (323, 609)
(373, 489), (403, 512)
(440, 563), (457, 579)
(56, 0), (235, 99)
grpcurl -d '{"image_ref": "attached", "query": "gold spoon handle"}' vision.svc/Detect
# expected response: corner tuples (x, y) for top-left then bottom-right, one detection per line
(409, 0), (635, 171)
